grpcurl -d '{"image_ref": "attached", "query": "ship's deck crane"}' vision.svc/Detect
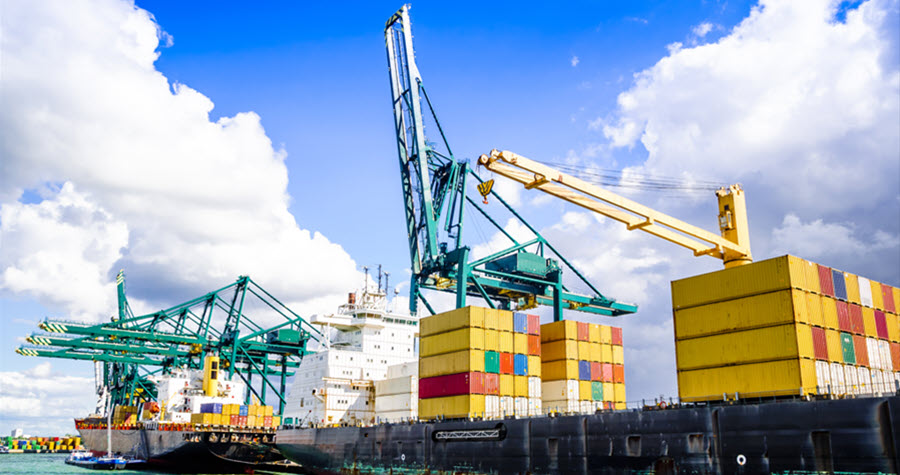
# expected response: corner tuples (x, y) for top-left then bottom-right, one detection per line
(478, 149), (753, 268)
(385, 5), (637, 321)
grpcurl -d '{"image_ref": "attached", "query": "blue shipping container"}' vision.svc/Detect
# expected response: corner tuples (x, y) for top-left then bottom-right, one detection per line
(239, 405), (248, 416)
(513, 354), (528, 375)
(579, 360), (591, 381)
(513, 312), (528, 333)
(832, 269), (847, 300)
(200, 403), (223, 414)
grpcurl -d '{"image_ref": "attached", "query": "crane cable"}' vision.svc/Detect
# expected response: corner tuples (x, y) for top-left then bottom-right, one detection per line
(535, 161), (727, 194)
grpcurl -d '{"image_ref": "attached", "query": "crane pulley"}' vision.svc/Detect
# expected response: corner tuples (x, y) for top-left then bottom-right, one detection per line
(478, 149), (753, 268)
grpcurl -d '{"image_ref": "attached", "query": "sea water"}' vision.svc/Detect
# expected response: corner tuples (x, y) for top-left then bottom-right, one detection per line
(0, 453), (249, 474)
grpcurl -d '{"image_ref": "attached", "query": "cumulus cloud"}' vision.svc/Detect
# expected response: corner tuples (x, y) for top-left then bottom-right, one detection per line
(0, 0), (361, 320)
(771, 213), (900, 258)
(0, 363), (96, 435)
(692, 22), (714, 38)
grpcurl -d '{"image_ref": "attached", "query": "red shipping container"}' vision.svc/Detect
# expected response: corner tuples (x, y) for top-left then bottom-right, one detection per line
(818, 265), (834, 296)
(238, 416), (247, 426)
(230, 415), (240, 426)
(811, 327), (828, 360)
(483, 373), (500, 395)
(527, 335), (541, 356)
(852, 336), (869, 367)
(849, 304), (864, 335)
(611, 327), (623, 346)
(891, 342), (900, 371)
(590, 362), (602, 381)
(263, 416), (273, 428)
(527, 314), (541, 335)
(836, 302), (852, 332)
(875, 311), (889, 339)
(601, 363), (613, 382)
(882, 284), (896, 313)
(577, 322), (590, 341)
(419, 372), (485, 399)
(612, 364), (625, 383)
(499, 352), (514, 374)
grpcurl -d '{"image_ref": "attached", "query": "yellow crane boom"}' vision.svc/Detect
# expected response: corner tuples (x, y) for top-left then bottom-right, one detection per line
(477, 149), (753, 268)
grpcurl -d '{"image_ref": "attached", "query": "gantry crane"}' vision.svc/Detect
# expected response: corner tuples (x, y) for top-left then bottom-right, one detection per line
(385, 5), (637, 321)
(16, 271), (322, 414)
(478, 149), (753, 268)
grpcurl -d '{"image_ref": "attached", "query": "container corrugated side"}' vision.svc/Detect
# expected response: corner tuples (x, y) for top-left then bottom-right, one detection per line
(675, 323), (813, 370)
(853, 335), (869, 367)
(540, 320), (577, 342)
(870, 280), (884, 310)
(499, 331), (513, 353)
(513, 333), (528, 354)
(419, 349), (484, 378)
(677, 358), (816, 401)
(671, 255), (798, 309)
(840, 332), (855, 364)
(484, 329), (499, 351)
(589, 342), (602, 362)
(844, 272), (861, 304)
(832, 269), (847, 300)
(673, 289), (804, 339)
(612, 346), (624, 365)
(861, 307), (876, 337)
(859, 276), (874, 307)
(578, 381), (592, 401)
(887, 313), (900, 342)
(542, 360), (579, 380)
(418, 394), (485, 420)
(541, 379), (579, 401)
(875, 311), (889, 339)
(882, 284), (896, 313)
(614, 383), (626, 403)
(528, 355), (541, 377)
(599, 326), (612, 344)
(822, 297), (839, 329)
(375, 376), (417, 396)
(811, 327), (828, 360)
(818, 265), (834, 297)
(420, 327), (484, 357)
(419, 306), (484, 337)
(825, 329), (842, 363)
(542, 340), (577, 361)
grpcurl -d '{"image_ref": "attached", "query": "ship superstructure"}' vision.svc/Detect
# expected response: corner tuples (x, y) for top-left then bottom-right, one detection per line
(283, 285), (419, 427)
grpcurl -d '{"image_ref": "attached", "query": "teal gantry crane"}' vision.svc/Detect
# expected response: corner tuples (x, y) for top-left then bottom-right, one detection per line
(16, 271), (321, 414)
(384, 5), (637, 321)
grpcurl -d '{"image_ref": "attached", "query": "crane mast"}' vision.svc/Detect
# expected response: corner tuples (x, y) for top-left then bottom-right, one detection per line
(478, 149), (753, 268)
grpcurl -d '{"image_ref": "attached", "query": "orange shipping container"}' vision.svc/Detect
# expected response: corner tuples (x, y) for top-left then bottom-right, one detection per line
(853, 335), (869, 367)
(883, 284), (896, 313)
(891, 342), (900, 371)
(612, 364), (625, 383)
(527, 335), (541, 356)
(577, 322), (590, 341)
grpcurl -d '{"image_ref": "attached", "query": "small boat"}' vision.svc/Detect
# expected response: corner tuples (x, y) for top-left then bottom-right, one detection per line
(64, 453), (127, 470)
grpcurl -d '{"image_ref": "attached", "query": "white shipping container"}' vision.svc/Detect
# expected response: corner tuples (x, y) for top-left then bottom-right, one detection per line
(527, 398), (540, 416)
(543, 399), (580, 414)
(541, 380), (579, 401)
(386, 361), (418, 379)
(374, 393), (416, 413)
(844, 364), (859, 395)
(858, 367), (871, 394)
(580, 401), (593, 414)
(513, 397), (528, 416)
(867, 338), (882, 370)
(814, 360), (831, 395)
(375, 376), (417, 397)
(500, 396), (514, 417)
(875, 370), (887, 394)
(881, 341), (893, 371)
(830, 362), (846, 395)
(528, 377), (541, 399)
(485, 395), (500, 419)
(859, 277), (873, 307)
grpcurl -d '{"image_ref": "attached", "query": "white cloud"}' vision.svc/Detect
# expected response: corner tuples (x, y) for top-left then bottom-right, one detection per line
(0, 362), (96, 435)
(571, 55), (580, 67)
(771, 213), (900, 258)
(0, 0), (362, 320)
(692, 22), (714, 38)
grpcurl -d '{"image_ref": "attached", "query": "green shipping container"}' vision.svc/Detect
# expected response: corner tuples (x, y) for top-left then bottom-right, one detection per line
(484, 351), (500, 373)
(840, 332), (856, 364)
(592, 381), (604, 401)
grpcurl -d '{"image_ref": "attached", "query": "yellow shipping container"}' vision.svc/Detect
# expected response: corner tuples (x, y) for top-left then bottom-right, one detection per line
(844, 273), (861, 304)
(672, 255), (815, 310)
(887, 313), (900, 343)
(601, 344), (612, 363)
(825, 329), (842, 363)
(514, 376), (528, 397)
(262, 405), (274, 416)
(599, 326), (612, 344)
(420, 307), (484, 337)
(420, 349), (485, 378)
(822, 297), (839, 329)
(248, 415), (257, 427)
(589, 342), (602, 363)
(614, 383), (626, 403)
(893, 287), (900, 314)
(248, 405), (259, 417)
(614, 402), (626, 410)
(801, 259), (821, 294)
(420, 327), (484, 357)
(540, 320), (577, 342)
(217, 414), (227, 425)
(871, 280), (884, 310)
(862, 307), (878, 337)
(498, 310), (513, 332)
(483, 308), (500, 330)
(806, 293), (823, 327)
(224, 403), (239, 415)
(513, 333), (528, 354)
(678, 358), (817, 401)
(499, 374), (514, 395)
(612, 346), (624, 365)
(589, 324), (601, 343)
(602, 382), (614, 401)
(191, 413), (214, 425)
(542, 360), (580, 380)
(419, 394), (486, 420)
(676, 324), (814, 371)
(674, 289), (807, 339)
(273, 416), (281, 427)
(528, 355), (542, 377)
(499, 332), (513, 353)
(579, 381), (592, 401)
(484, 330), (499, 351)
(577, 341), (591, 360)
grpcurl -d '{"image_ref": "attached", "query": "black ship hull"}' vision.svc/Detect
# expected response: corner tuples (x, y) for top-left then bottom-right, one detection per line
(276, 395), (900, 474)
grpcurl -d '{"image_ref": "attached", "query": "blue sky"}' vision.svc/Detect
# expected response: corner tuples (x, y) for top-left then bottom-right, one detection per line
(1, 0), (898, 436)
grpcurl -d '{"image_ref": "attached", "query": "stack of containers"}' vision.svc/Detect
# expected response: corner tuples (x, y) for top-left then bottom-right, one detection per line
(672, 255), (899, 402)
(540, 320), (625, 413)
(418, 306), (542, 420)
(374, 362), (418, 422)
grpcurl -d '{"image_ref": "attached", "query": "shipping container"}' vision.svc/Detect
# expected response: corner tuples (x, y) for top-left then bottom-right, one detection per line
(515, 397), (528, 416)
(513, 312), (528, 333)
(880, 341), (893, 371)
(591, 362), (602, 381)
(806, 293), (823, 327)
(614, 383), (626, 403)
(836, 301), (852, 332)
(859, 276), (874, 307)
(612, 345), (624, 365)
(483, 373), (500, 395)
(499, 352), (514, 374)
(825, 329), (842, 363)
(840, 332), (856, 364)
(822, 297), (839, 329)
(861, 307), (876, 337)
(600, 326), (612, 344)
(866, 338), (882, 370)
(527, 335), (541, 356)
(543, 399), (580, 414)
(543, 360), (579, 380)
(577, 321), (590, 341)
(892, 342), (900, 371)
(484, 351), (500, 374)
(200, 403), (222, 414)
(589, 342), (602, 362)
(541, 339), (576, 361)
(830, 362), (846, 394)
(601, 344), (613, 363)
(858, 367), (871, 394)
(811, 327), (828, 360)
(579, 381), (592, 401)
(818, 265), (834, 296)
(420, 327), (484, 357)
(591, 381), (604, 401)
(484, 329), (499, 351)
(420, 349), (484, 378)
(673, 290), (806, 339)
(602, 363), (613, 383)
(528, 355), (541, 377)
(419, 372), (484, 399)
(541, 379), (579, 401)
(499, 374), (513, 395)
(513, 333), (528, 354)
(528, 376), (541, 399)
(420, 306), (484, 337)
(678, 358), (816, 401)
(541, 320), (577, 342)
(675, 324), (814, 370)
(527, 314), (540, 335)
(815, 360), (831, 394)
(853, 335), (869, 367)
(589, 323), (601, 342)
(887, 313), (900, 342)
(870, 280), (884, 310)
(418, 394), (486, 420)
(484, 308), (500, 331)
(611, 327), (623, 346)
(514, 354), (528, 376)
(613, 364), (625, 383)
(499, 331), (513, 353)
(844, 272), (861, 304)
(875, 311), (889, 339)
(514, 375), (528, 397)
(485, 394), (500, 418)
(375, 393), (417, 413)
(831, 269), (847, 300)
(577, 341), (590, 361)
(498, 311), (513, 333)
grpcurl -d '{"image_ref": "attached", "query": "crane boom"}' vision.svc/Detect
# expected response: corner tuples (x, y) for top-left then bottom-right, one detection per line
(478, 149), (752, 268)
